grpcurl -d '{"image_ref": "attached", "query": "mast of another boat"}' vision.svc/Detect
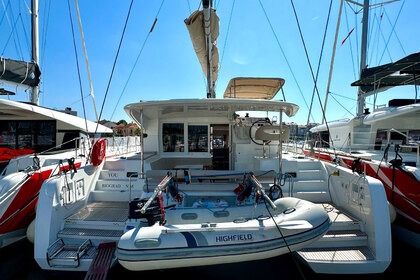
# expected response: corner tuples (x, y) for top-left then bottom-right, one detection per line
(354, 0), (400, 116)
(30, 0), (40, 105)
(322, 0), (368, 123)
(323, 0), (399, 121)
(321, 0), (344, 124)
(356, 0), (370, 117)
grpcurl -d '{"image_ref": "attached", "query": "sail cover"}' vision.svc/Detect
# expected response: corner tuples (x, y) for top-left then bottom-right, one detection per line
(0, 56), (41, 88)
(185, 8), (219, 87)
(352, 52), (420, 95)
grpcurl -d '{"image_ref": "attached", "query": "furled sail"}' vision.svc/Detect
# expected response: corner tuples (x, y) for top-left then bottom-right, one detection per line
(185, 3), (219, 97)
(0, 56), (41, 88)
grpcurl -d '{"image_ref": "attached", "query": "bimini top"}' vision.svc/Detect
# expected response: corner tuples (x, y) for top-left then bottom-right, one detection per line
(124, 98), (299, 124)
(0, 98), (112, 134)
(223, 77), (285, 100)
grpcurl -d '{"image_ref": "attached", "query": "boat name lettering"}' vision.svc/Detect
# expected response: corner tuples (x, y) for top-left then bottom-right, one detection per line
(216, 234), (253, 242)
(102, 183), (123, 189)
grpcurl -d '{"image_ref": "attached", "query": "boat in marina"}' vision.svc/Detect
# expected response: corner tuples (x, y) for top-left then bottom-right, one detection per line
(0, 99), (111, 249)
(0, 98), (142, 249)
(0, 1), (140, 249)
(302, 1), (420, 249)
(33, 81), (333, 272)
(0, 0), (110, 249)
(33, 0), (392, 276)
(34, 80), (392, 275)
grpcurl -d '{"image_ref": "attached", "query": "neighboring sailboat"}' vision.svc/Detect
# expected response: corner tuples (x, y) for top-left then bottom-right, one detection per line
(0, 0), (42, 171)
(0, 1), (139, 249)
(302, 1), (420, 249)
(0, 98), (110, 249)
(33, 1), (392, 276)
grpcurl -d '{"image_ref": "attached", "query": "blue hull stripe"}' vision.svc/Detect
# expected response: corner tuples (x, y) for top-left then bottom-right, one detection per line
(181, 231), (198, 247)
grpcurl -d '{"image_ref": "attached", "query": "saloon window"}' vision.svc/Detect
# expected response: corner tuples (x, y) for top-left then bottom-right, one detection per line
(188, 125), (208, 152)
(162, 123), (208, 153)
(163, 123), (184, 152)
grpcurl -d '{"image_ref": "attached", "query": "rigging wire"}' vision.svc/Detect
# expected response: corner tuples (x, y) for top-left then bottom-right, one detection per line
(378, 0), (405, 62)
(66, 0), (89, 137)
(1, 0), (54, 102)
(257, 0), (310, 111)
(343, 1), (359, 82)
(109, 0), (166, 121)
(305, 0), (334, 126)
(1, 14), (19, 57)
(38, 0), (51, 77)
(0, 0), (26, 60)
(97, 0), (135, 124)
(345, 1), (406, 113)
(288, 0), (336, 152)
(73, 0), (99, 125)
(316, 1), (404, 126)
(371, 5), (385, 64)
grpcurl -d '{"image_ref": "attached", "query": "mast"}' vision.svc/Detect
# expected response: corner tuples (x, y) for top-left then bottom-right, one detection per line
(356, 0), (370, 116)
(30, 0), (40, 105)
(203, 0), (215, 98)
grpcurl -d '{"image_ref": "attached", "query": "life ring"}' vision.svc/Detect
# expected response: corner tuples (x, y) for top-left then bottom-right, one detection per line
(91, 138), (106, 166)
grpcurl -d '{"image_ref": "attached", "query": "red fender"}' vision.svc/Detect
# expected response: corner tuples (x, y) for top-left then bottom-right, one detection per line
(91, 138), (106, 166)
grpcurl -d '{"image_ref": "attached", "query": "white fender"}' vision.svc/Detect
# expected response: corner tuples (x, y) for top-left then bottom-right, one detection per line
(26, 219), (35, 243)
(388, 202), (397, 223)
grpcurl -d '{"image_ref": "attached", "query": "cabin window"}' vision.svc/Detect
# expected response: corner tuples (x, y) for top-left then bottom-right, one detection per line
(163, 123), (184, 152)
(17, 121), (34, 148)
(375, 129), (420, 150)
(188, 125), (208, 152)
(311, 131), (329, 148)
(0, 122), (17, 148)
(38, 121), (56, 146)
(0, 120), (56, 151)
(61, 131), (80, 149)
(375, 129), (406, 148)
(409, 130), (420, 145)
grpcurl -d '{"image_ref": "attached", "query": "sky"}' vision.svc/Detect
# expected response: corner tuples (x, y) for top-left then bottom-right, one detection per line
(1, 0), (419, 125)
